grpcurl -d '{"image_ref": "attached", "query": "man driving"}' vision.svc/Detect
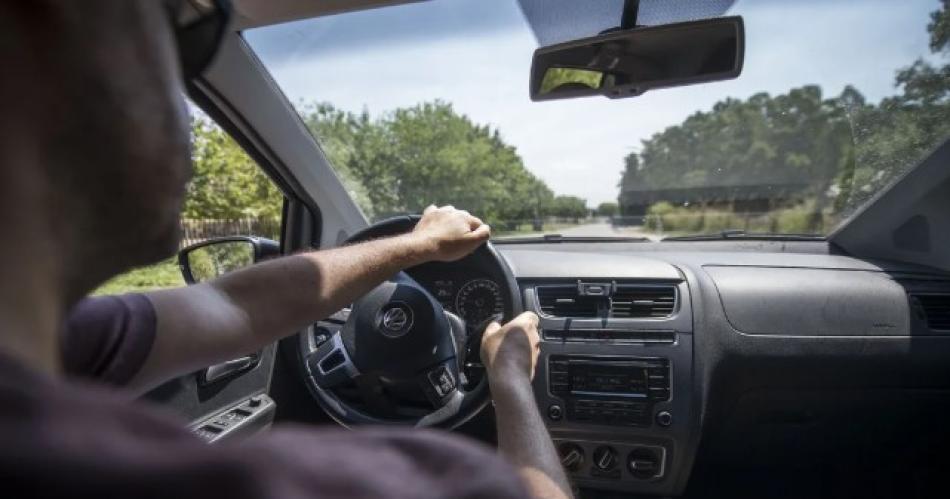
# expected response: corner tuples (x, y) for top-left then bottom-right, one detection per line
(0, 1), (570, 498)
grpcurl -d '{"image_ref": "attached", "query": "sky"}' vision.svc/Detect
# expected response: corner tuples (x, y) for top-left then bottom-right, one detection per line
(245, 0), (942, 207)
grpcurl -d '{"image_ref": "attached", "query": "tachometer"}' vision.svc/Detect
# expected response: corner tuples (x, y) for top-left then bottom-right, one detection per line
(455, 278), (504, 325)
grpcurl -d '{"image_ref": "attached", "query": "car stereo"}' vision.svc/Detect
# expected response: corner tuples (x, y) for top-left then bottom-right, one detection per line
(548, 356), (670, 427)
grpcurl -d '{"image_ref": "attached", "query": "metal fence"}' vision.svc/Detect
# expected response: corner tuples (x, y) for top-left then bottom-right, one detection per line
(180, 218), (281, 248)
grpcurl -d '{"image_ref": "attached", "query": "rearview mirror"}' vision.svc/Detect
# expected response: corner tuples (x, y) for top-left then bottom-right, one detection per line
(530, 16), (744, 101)
(178, 236), (280, 284)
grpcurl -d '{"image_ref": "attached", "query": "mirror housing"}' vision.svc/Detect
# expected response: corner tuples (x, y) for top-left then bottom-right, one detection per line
(530, 16), (744, 101)
(178, 236), (280, 284)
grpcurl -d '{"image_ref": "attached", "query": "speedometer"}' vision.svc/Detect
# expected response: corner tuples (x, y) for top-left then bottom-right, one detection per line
(455, 279), (504, 325)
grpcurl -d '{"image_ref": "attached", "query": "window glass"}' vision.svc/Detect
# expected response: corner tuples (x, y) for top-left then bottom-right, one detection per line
(246, 0), (950, 238)
(94, 113), (283, 295)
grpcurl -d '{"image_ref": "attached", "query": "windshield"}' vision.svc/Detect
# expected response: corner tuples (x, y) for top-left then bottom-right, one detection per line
(245, 0), (950, 239)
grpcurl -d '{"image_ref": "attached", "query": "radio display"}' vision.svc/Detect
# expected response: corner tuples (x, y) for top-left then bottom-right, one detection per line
(548, 356), (669, 400)
(569, 361), (649, 395)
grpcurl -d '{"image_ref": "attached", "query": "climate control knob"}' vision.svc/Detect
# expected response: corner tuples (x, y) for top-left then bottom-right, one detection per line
(592, 445), (618, 472)
(557, 443), (585, 472)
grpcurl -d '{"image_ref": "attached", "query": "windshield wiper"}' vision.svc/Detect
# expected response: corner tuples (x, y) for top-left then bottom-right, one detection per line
(662, 229), (825, 241)
(493, 234), (650, 244)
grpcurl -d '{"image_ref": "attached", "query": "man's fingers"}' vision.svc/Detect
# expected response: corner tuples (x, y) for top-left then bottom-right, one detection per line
(423, 204), (438, 215)
(466, 214), (484, 230)
(515, 311), (539, 324)
(483, 321), (502, 336)
(465, 224), (491, 241)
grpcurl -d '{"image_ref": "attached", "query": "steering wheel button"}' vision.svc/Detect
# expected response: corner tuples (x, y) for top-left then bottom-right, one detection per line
(428, 366), (456, 397)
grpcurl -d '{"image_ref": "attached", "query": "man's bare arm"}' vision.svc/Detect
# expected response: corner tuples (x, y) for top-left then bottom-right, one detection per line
(482, 313), (574, 499)
(128, 206), (489, 391)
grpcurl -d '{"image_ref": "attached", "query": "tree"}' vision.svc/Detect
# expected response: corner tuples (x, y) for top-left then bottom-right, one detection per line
(548, 195), (589, 220)
(185, 118), (283, 219)
(596, 202), (618, 217)
(617, 0), (950, 228)
(299, 100), (565, 226)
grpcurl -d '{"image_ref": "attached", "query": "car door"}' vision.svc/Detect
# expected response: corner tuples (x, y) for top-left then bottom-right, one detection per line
(93, 111), (285, 442)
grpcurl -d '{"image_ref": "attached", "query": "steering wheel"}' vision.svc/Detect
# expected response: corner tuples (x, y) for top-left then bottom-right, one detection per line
(297, 215), (522, 428)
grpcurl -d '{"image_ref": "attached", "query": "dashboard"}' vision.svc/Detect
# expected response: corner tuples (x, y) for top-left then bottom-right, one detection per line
(487, 239), (950, 497)
(289, 237), (950, 497)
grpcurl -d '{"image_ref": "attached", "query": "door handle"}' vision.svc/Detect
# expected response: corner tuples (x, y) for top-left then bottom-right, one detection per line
(199, 353), (261, 386)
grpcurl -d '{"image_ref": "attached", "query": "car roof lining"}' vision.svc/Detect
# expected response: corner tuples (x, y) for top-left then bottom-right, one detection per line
(231, 0), (423, 30)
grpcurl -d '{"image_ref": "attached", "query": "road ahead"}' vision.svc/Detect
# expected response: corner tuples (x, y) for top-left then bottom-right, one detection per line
(557, 222), (660, 241)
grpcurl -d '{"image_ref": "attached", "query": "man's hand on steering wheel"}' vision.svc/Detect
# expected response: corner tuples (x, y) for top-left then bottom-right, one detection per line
(412, 205), (491, 262)
(481, 312), (542, 385)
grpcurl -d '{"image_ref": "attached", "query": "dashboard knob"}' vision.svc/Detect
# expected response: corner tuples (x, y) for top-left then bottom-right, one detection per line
(557, 442), (584, 472)
(592, 445), (618, 472)
(627, 447), (662, 479)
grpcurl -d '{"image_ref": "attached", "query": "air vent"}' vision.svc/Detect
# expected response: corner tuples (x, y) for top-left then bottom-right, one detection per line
(536, 283), (677, 318)
(913, 294), (950, 331)
(537, 286), (602, 317)
(611, 286), (676, 318)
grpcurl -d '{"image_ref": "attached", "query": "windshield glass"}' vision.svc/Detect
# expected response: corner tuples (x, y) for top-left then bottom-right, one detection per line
(245, 0), (950, 239)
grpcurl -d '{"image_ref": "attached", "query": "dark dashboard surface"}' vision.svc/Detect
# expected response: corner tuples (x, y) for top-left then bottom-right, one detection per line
(275, 238), (950, 497)
(490, 239), (950, 498)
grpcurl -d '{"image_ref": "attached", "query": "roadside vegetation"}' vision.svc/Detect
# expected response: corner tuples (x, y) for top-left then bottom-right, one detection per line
(625, 1), (950, 235)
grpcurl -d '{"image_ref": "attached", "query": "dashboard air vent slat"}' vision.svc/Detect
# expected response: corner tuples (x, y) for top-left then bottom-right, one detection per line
(610, 286), (676, 318)
(536, 283), (677, 318)
(537, 286), (601, 317)
(914, 294), (950, 331)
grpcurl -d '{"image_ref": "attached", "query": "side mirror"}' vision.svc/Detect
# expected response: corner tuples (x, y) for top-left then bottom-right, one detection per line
(178, 236), (280, 284)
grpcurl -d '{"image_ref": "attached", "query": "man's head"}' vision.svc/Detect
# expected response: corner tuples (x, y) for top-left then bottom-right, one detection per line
(0, 1), (194, 301)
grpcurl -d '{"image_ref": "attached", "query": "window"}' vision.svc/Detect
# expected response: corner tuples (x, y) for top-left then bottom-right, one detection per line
(246, 0), (950, 238)
(93, 113), (283, 295)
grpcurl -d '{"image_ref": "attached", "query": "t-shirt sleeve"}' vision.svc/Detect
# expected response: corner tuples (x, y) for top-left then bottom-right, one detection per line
(232, 426), (532, 499)
(60, 294), (157, 385)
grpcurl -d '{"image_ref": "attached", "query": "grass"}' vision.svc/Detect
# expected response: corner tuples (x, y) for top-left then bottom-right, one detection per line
(643, 201), (834, 236)
(93, 258), (185, 296)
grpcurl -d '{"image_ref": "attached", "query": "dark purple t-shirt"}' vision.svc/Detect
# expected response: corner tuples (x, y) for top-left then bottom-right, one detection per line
(0, 295), (528, 498)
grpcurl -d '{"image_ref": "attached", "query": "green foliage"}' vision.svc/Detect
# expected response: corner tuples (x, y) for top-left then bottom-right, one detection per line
(595, 201), (619, 217)
(186, 242), (255, 283)
(929, 0), (950, 53)
(547, 195), (589, 219)
(539, 67), (604, 95)
(185, 119), (284, 219)
(644, 200), (832, 235)
(93, 258), (184, 295)
(300, 100), (560, 225)
(620, 85), (855, 205)
(620, 2), (950, 226)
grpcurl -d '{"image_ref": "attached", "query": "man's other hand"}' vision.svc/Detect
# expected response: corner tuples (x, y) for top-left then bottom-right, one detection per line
(480, 312), (541, 384)
(412, 205), (491, 262)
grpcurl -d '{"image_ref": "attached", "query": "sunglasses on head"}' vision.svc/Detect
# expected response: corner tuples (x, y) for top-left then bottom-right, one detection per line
(164, 0), (233, 81)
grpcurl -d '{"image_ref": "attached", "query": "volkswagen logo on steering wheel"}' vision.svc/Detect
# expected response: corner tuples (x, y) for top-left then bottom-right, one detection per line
(378, 302), (414, 337)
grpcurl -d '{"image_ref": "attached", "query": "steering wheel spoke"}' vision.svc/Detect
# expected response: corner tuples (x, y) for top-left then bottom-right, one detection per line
(417, 358), (463, 409)
(306, 333), (359, 388)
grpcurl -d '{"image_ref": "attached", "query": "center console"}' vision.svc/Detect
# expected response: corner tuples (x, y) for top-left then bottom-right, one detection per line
(523, 278), (696, 496)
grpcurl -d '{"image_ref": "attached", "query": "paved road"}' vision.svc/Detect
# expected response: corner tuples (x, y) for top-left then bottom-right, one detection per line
(558, 222), (660, 241)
